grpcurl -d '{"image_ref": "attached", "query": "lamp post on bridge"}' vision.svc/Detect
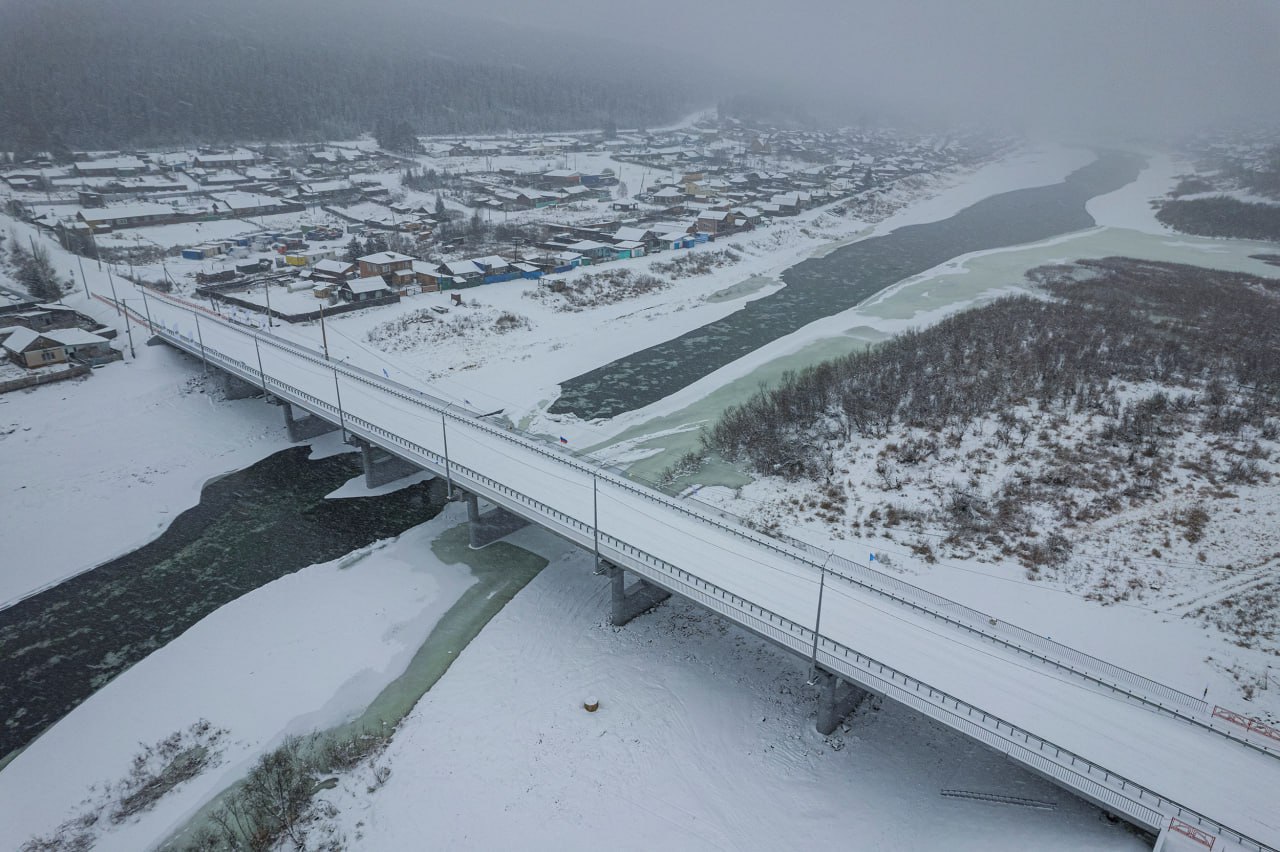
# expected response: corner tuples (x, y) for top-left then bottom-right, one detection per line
(192, 310), (208, 374)
(808, 552), (835, 682)
(441, 406), (453, 499)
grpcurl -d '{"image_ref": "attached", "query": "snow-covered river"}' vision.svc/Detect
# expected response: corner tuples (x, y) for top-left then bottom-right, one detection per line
(0, 447), (446, 767)
(552, 151), (1145, 419)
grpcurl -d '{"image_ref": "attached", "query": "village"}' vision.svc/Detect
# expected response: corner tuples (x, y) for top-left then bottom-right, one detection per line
(0, 118), (995, 368)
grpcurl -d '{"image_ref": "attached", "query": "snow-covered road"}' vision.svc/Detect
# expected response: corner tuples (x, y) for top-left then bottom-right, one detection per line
(130, 288), (1280, 850)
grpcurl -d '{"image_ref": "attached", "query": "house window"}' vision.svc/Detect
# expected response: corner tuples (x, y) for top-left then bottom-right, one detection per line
(41, 350), (56, 361)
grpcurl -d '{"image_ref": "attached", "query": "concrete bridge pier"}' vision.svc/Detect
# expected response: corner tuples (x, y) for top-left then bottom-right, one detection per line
(465, 492), (530, 549)
(815, 670), (870, 735)
(211, 370), (259, 401)
(607, 564), (672, 626)
(282, 401), (339, 443)
(356, 438), (422, 488)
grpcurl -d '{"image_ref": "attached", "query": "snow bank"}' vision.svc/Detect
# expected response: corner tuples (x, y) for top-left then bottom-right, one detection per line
(0, 509), (476, 851)
(0, 344), (301, 607)
(319, 542), (1146, 852)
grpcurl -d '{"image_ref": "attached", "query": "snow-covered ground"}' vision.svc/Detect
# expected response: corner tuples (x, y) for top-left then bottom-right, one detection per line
(6, 142), (1276, 851)
(0, 335), (297, 607)
(0, 505), (476, 851)
(314, 545), (1146, 852)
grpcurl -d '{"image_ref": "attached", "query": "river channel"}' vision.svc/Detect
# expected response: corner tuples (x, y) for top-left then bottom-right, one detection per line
(550, 151), (1146, 420)
(0, 446), (448, 767)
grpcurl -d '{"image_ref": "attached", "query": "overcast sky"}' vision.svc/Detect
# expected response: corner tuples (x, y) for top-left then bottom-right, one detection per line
(450, 0), (1280, 139)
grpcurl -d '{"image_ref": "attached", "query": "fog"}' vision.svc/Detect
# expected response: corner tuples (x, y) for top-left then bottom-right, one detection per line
(455, 0), (1280, 139)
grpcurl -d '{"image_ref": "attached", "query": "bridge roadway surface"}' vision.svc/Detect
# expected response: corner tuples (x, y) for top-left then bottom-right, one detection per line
(131, 292), (1280, 850)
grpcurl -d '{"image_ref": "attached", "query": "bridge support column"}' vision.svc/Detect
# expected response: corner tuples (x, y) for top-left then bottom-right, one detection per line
(212, 370), (259, 400)
(608, 564), (671, 626)
(815, 670), (869, 735)
(282, 401), (339, 443)
(466, 492), (530, 549)
(357, 438), (422, 489)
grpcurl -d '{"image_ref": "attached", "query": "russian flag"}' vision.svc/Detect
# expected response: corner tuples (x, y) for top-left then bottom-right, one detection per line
(559, 436), (569, 444)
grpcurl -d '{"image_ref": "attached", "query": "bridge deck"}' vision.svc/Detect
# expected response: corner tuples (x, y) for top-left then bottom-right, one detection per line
(137, 293), (1280, 850)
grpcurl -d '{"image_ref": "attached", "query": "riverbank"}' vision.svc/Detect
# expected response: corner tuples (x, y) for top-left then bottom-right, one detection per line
(0, 503), (511, 851)
(311, 545), (1145, 851)
(0, 342), (304, 608)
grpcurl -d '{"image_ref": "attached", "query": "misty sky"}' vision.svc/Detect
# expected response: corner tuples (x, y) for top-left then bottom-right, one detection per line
(453, 0), (1280, 139)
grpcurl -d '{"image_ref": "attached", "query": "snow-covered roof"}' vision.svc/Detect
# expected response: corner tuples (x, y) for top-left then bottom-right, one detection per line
(443, 260), (480, 277)
(613, 227), (651, 242)
(412, 261), (439, 275)
(473, 255), (510, 269)
(44, 328), (108, 346)
(78, 203), (174, 223)
(313, 259), (354, 275)
(345, 276), (390, 294)
(358, 251), (414, 264)
(76, 156), (145, 171)
(1, 327), (49, 354)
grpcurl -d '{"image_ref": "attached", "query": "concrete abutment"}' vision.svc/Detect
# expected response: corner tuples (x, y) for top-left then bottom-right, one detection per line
(815, 670), (870, 735)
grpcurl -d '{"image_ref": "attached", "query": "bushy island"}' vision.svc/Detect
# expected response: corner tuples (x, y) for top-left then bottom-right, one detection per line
(679, 258), (1280, 651)
(1156, 196), (1280, 242)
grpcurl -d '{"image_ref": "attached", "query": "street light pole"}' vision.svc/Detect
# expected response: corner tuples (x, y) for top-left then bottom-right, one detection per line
(809, 553), (834, 676)
(263, 278), (274, 328)
(441, 408), (453, 499)
(193, 311), (208, 374)
(319, 300), (330, 360)
(593, 473), (601, 573)
(333, 365), (347, 442)
(254, 335), (268, 398)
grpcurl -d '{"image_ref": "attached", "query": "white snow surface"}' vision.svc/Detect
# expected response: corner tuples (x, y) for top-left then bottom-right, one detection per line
(319, 544), (1149, 852)
(0, 340), (296, 607)
(0, 508), (476, 851)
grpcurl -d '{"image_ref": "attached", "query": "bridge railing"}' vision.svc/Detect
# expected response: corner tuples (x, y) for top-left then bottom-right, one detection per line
(143, 298), (1261, 736)
(153, 322), (1277, 851)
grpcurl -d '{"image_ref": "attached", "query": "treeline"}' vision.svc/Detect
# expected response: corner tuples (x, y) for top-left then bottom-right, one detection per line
(1157, 197), (1280, 242)
(0, 0), (703, 153)
(705, 258), (1280, 481)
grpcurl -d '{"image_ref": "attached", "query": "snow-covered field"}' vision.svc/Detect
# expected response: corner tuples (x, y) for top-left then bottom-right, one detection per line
(6, 142), (1277, 850)
(0, 506), (476, 851)
(314, 546), (1147, 852)
(0, 335), (296, 607)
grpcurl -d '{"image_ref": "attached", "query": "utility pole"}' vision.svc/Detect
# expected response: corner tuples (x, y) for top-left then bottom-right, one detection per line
(593, 473), (601, 573)
(332, 365), (347, 442)
(193, 311), (208, 374)
(75, 251), (88, 298)
(105, 266), (122, 316)
(809, 553), (834, 676)
(253, 335), (268, 397)
(264, 278), (274, 328)
(138, 284), (154, 333)
(441, 408), (453, 498)
(319, 300), (330, 359)
(120, 300), (136, 359)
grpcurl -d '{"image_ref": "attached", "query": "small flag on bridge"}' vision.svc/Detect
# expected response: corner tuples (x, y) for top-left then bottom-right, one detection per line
(382, 368), (389, 378)
(869, 553), (876, 562)
(559, 436), (569, 444)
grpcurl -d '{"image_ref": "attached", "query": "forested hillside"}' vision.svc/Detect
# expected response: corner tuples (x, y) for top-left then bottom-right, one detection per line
(0, 0), (707, 152)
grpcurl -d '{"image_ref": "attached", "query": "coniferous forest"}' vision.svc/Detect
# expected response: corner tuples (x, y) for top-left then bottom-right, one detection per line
(0, 0), (705, 154)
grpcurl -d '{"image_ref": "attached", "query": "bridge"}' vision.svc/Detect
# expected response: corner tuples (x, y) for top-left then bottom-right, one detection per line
(110, 287), (1280, 851)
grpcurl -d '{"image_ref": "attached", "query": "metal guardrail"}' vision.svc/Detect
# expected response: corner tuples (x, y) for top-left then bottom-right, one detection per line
(144, 298), (1277, 851)
(135, 290), (1280, 759)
